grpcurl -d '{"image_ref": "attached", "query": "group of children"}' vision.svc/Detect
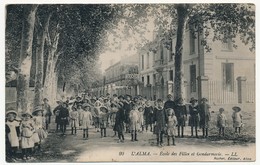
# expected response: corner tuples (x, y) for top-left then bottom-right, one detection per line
(52, 93), (243, 147)
(5, 106), (48, 161)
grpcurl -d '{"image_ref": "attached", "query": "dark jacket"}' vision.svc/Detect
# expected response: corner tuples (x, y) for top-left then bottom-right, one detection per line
(154, 107), (167, 134)
(164, 100), (175, 110)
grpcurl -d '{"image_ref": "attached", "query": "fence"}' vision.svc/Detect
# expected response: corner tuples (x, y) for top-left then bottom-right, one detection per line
(208, 81), (238, 104)
(208, 79), (255, 105)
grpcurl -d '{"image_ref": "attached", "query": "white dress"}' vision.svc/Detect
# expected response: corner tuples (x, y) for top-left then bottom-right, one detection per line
(81, 111), (92, 129)
(69, 111), (79, 128)
(129, 109), (140, 131)
(6, 120), (20, 147)
(20, 120), (35, 148)
(167, 116), (177, 136)
(33, 116), (47, 140)
(232, 112), (243, 127)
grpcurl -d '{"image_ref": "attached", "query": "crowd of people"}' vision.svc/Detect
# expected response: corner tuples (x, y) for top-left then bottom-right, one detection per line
(5, 93), (244, 161)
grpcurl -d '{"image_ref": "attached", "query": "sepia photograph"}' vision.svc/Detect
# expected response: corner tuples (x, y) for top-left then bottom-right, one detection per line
(4, 1), (256, 163)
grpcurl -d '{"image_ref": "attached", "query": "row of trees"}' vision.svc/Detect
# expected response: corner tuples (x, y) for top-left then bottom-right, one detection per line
(6, 5), (121, 112)
(6, 4), (255, 113)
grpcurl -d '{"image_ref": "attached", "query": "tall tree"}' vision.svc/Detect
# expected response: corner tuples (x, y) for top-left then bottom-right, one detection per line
(16, 5), (38, 113)
(33, 6), (52, 108)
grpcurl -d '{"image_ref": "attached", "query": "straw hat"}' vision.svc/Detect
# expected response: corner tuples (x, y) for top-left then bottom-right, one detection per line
(232, 106), (241, 112)
(201, 98), (208, 102)
(100, 106), (108, 113)
(190, 97), (198, 103)
(21, 111), (32, 118)
(82, 103), (91, 109)
(219, 108), (225, 112)
(32, 106), (44, 116)
(6, 109), (17, 117)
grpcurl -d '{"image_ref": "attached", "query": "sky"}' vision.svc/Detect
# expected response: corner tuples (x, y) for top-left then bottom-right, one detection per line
(98, 16), (156, 73)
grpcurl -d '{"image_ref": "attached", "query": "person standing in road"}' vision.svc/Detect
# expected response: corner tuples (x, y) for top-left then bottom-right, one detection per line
(174, 98), (187, 138)
(58, 102), (69, 136)
(69, 106), (79, 135)
(80, 104), (93, 140)
(166, 108), (177, 146)
(154, 99), (167, 146)
(198, 98), (211, 138)
(217, 108), (227, 137)
(232, 106), (243, 134)
(53, 100), (63, 132)
(144, 100), (154, 132)
(188, 98), (199, 138)
(114, 102), (125, 143)
(123, 94), (133, 133)
(129, 104), (140, 142)
(42, 98), (52, 132)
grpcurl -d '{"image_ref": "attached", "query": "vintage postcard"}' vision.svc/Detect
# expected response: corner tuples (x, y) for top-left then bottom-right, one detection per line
(4, 1), (256, 163)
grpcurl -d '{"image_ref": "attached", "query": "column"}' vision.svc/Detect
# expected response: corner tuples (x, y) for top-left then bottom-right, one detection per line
(197, 76), (209, 103)
(237, 76), (247, 103)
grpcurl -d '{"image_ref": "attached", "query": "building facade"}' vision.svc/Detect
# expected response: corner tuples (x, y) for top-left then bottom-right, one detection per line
(139, 26), (255, 104)
(92, 55), (141, 97)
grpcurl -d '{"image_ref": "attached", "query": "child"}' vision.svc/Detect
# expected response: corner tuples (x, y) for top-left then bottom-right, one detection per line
(69, 106), (79, 135)
(77, 104), (84, 129)
(81, 104), (92, 140)
(189, 98), (199, 138)
(32, 107), (47, 152)
(99, 106), (109, 138)
(93, 100), (102, 132)
(144, 100), (154, 132)
(20, 112), (35, 160)
(198, 98), (211, 138)
(5, 109), (20, 161)
(138, 106), (145, 132)
(42, 98), (52, 132)
(129, 104), (140, 141)
(174, 98), (187, 138)
(217, 108), (227, 137)
(154, 99), (167, 146)
(114, 101), (125, 143)
(166, 108), (177, 146)
(232, 106), (243, 134)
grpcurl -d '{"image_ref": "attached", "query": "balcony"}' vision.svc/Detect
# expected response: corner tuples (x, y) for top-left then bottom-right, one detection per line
(154, 59), (165, 72)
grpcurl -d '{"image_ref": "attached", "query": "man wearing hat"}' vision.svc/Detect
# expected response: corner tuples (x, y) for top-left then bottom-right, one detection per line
(6, 109), (20, 160)
(189, 97), (199, 138)
(42, 98), (52, 131)
(197, 98), (211, 138)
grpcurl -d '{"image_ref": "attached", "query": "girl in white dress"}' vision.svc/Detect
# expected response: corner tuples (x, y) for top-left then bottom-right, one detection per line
(80, 104), (93, 140)
(20, 112), (35, 160)
(69, 106), (79, 135)
(5, 109), (20, 160)
(32, 107), (47, 152)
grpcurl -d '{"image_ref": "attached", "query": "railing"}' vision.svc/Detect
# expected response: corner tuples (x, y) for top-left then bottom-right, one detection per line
(246, 81), (255, 103)
(208, 81), (238, 104)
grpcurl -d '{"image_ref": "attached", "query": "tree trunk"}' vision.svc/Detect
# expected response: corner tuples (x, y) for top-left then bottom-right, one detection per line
(17, 5), (38, 113)
(174, 5), (189, 101)
(34, 14), (51, 108)
(43, 27), (60, 103)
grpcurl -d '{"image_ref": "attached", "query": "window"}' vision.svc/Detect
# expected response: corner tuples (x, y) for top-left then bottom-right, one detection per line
(190, 65), (196, 92)
(141, 76), (144, 83)
(147, 75), (150, 85)
(147, 53), (150, 69)
(169, 39), (173, 61)
(141, 55), (144, 70)
(169, 70), (173, 81)
(160, 43), (164, 62)
(153, 74), (156, 85)
(222, 39), (233, 51)
(222, 63), (234, 91)
(190, 31), (195, 54)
